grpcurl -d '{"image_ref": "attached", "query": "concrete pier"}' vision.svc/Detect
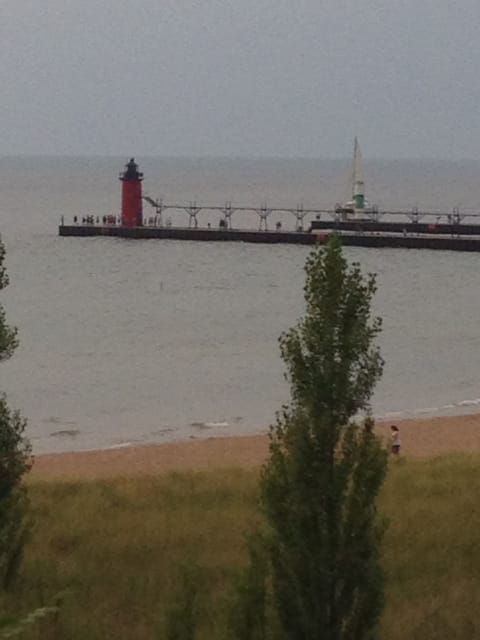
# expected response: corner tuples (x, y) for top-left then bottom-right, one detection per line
(59, 224), (480, 251)
(311, 219), (480, 236)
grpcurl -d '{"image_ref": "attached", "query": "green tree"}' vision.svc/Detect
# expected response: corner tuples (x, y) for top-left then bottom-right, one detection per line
(0, 239), (32, 590)
(234, 236), (387, 640)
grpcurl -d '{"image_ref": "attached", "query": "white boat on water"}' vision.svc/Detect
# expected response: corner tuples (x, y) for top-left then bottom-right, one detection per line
(335, 137), (377, 219)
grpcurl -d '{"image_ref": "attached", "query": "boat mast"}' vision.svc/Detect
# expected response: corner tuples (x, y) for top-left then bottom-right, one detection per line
(352, 137), (365, 210)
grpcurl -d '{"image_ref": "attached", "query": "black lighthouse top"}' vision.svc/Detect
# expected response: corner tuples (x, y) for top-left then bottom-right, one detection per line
(120, 158), (143, 181)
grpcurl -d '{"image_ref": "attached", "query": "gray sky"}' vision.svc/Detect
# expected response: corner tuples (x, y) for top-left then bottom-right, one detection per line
(1, 0), (480, 158)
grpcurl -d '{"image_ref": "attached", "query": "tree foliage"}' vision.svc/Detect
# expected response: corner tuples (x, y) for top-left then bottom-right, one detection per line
(0, 238), (32, 590)
(0, 244), (18, 364)
(234, 235), (388, 640)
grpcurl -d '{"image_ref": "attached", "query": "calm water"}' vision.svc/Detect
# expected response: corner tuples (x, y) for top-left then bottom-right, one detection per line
(1, 156), (480, 453)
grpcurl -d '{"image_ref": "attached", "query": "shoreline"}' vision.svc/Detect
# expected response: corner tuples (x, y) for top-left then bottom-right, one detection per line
(29, 412), (480, 481)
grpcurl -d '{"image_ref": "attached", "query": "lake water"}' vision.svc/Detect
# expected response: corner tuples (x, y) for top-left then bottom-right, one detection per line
(1, 156), (480, 453)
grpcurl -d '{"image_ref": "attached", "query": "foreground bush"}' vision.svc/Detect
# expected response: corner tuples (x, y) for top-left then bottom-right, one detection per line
(0, 239), (32, 590)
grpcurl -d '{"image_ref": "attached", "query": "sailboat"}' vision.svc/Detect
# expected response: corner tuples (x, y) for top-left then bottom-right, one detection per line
(335, 137), (375, 219)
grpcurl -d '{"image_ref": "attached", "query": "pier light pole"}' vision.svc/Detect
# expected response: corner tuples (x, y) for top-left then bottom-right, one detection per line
(256, 204), (271, 231)
(222, 202), (236, 229)
(185, 202), (202, 228)
(120, 158), (143, 227)
(294, 204), (307, 231)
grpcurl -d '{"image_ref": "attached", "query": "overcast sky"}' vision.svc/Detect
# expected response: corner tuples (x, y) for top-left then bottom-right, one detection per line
(1, 0), (479, 158)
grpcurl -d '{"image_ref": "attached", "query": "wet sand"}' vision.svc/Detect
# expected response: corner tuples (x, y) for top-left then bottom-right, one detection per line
(30, 413), (480, 481)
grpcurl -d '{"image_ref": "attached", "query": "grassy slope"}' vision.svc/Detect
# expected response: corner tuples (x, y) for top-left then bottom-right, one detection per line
(1, 454), (479, 639)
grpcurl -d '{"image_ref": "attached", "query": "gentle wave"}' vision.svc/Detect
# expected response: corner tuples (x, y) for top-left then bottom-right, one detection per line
(376, 396), (480, 422)
(191, 421), (230, 429)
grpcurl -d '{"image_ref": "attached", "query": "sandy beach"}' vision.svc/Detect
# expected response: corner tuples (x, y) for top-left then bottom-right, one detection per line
(29, 413), (480, 481)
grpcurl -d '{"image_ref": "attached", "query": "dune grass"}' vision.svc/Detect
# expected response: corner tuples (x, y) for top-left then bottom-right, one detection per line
(0, 454), (479, 638)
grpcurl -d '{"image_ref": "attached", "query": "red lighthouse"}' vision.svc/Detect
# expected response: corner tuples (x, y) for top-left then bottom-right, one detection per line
(120, 158), (143, 227)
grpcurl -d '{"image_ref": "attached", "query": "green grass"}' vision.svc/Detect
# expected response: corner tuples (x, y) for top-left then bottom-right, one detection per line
(381, 455), (480, 639)
(0, 455), (479, 639)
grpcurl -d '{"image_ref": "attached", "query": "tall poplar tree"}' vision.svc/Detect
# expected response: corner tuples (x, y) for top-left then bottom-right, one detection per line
(0, 239), (32, 589)
(232, 235), (387, 640)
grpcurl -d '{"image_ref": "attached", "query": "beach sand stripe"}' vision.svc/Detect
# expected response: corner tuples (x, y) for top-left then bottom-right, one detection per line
(29, 413), (480, 481)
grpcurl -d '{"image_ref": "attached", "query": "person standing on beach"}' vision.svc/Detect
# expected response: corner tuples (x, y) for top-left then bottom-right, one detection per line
(390, 425), (401, 456)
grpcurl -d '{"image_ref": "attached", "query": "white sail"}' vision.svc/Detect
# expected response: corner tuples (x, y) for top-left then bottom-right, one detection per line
(352, 137), (365, 207)
(335, 138), (375, 218)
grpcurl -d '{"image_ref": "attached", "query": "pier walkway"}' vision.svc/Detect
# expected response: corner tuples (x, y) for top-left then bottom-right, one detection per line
(59, 201), (480, 251)
(58, 223), (480, 252)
